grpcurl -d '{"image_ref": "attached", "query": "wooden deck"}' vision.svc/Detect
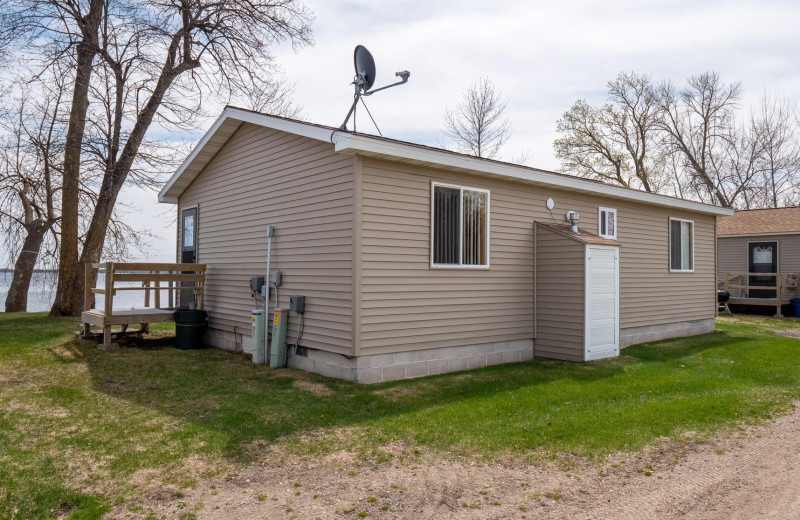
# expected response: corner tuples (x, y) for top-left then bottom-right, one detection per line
(80, 262), (206, 347)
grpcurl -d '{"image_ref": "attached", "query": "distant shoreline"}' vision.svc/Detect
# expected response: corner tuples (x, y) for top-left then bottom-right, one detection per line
(0, 269), (58, 274)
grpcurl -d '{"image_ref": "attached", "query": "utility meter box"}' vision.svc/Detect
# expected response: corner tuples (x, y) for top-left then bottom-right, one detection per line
(269, 308), (288, 368)
(249, 277), (265, 294)
(289, 295), (305, 313)
(251, 309), (265, 364)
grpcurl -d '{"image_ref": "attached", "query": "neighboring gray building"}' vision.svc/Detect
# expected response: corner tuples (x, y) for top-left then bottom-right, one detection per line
(718, 207), (800, 304)
(159, 107), (731, 383)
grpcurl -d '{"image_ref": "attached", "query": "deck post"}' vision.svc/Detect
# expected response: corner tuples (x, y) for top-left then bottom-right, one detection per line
(168, 277), (174, 308)
(81, 263), (92, 337)
(154, 275), (161, 309)
(101, 262), (115, 348)
(776, 273), (783, 317)
(144, 271), (150, 308)
(104, 262), (114, 318)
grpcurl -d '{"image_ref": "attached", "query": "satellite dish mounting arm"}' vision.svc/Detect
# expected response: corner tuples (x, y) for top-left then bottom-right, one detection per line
(364, 71), (410, 95)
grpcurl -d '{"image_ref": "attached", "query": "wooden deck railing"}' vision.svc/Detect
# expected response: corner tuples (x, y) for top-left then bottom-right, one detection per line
(720, 272), (800, 317)
(83, 262), (206, 314)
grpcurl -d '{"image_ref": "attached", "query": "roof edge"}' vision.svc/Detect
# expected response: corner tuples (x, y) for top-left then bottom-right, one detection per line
(718, 231), (800, 238)
(158, 107), (336, 203)
(159, 107), (734, 217)
(333, 133), (733, 217)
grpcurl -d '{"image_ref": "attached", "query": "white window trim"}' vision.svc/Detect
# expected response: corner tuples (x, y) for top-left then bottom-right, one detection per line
(430, 181), (491, 269)
(598, 206), (617, 239)
(180, 203), (199, 262)
(668, 217), (694, 273)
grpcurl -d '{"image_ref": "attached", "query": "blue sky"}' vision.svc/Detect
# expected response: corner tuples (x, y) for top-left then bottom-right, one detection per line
(63, 0), (800, 263)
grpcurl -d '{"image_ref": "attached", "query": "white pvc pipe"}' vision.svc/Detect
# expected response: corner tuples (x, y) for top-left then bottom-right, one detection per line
(264, 229), (273, 364)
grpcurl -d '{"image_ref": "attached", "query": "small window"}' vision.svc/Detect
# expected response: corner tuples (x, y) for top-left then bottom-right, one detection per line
(598, 207), (617, 239)
(669, 218), (694, 272)
(432, 183), (489, 267)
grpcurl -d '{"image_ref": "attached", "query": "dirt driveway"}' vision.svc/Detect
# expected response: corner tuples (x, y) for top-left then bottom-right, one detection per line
(115, 404), (800, 519)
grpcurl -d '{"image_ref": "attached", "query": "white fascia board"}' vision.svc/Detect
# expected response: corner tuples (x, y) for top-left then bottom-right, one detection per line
(158, 107), (335, 203)
(333, 133), (734, 217)
(718, 231), (800, 238)
(159, 111), (232, 203)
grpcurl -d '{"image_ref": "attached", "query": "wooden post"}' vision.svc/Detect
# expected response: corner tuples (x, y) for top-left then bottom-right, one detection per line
(104, 262), (114, 318)
(144, 278), (150, 307)
(776, 273), (783, 317)
(724, 273), (730, 295)
(196, 279), (204, 310)
(154, 276), (161, 309)
(81, 263), (92, 337)
(168, 277), (174, 308)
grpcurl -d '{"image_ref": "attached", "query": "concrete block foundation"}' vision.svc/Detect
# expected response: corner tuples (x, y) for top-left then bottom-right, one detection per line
(286, 339), (534, 384)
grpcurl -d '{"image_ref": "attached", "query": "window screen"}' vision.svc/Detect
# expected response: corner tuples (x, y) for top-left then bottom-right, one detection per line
(433, 184), (489, 266)
(599, 207), (616, 239)
(670, 219), (693, 271)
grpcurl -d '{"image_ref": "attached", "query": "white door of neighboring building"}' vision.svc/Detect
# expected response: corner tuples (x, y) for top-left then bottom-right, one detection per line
(585, 245), (619, 361)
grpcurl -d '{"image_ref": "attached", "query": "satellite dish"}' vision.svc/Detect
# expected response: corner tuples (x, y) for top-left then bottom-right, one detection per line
(354, 45), (376, 91)
(338, 45), (410, 133)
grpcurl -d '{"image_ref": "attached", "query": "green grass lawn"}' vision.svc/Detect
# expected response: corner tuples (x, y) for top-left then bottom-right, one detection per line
(2, 313), (800, 519)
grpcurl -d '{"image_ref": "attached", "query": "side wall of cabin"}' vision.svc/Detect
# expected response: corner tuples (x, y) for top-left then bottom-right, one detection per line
(177, 123), (356, 357)
(351, 157), (716, 381)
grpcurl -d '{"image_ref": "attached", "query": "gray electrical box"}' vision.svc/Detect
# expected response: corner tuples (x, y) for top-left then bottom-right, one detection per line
(271, 270), (282, 286)
(249, 276), (265, 293)
(290, 295), (305, 313)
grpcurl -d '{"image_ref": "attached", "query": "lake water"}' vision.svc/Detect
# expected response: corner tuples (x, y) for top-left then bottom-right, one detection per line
(0, 271), (174, 312)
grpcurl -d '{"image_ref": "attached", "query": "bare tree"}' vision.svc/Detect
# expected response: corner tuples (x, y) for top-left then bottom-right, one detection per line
(1, 0), (107, 315)
(554, 72), (666, 193)
(443, 77), (510, 159)
(752, 93), (800, 207)
(0, 79), (64, 312)
(2, 0), (313, 315)
(655, 72), (746, 207)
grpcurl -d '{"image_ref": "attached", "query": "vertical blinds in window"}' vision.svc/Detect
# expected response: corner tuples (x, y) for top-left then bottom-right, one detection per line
(433, 185), (488, 266)
(433, 186), (460, 264)
(462, 190), (487, 265)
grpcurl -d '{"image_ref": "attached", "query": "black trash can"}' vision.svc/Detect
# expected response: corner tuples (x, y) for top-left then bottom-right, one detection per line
(174, 309), (208, 350)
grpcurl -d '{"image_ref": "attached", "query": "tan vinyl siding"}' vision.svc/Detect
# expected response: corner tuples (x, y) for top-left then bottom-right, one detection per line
(359, 157), (716, 355)
(535, 225), (585, 361)
(178, 123), (355, 355)
(717, 234), (800, 299)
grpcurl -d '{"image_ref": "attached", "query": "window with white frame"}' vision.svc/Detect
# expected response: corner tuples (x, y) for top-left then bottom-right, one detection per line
(431, 183), (489, 267)
(598, 207), (617, 239)
(669, 218), (694, 271)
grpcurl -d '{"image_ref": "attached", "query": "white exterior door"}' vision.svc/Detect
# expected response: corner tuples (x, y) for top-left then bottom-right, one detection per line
(585, 245), (620, 360)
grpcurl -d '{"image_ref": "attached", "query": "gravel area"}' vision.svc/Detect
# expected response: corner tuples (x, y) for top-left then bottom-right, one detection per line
(112, 403), (800, 519)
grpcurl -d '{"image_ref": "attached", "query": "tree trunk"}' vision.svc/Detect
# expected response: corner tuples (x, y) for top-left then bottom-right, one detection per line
(4, 222), (48, 312)
(50, 0), (104, 317)
(66, 68), (181, 315)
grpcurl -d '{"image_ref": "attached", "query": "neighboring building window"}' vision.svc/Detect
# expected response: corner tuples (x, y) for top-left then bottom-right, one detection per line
(432, 183), (489, 267)
(598, 207), (617, 239)
(669, 218), (694, 271)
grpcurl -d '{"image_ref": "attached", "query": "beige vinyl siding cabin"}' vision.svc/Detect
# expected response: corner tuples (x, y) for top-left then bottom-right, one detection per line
(159, 107), (732, 383)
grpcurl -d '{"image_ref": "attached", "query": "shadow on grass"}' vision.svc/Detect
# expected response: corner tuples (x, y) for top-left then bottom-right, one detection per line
(43, 326), (742, 460)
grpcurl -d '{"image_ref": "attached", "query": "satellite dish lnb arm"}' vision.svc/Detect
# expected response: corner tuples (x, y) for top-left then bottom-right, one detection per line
(364, 71), (410, 96)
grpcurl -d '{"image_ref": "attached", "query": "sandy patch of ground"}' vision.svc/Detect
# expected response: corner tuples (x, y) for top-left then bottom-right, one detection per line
(775, 329), (800, 339)
(111, 404), (800, 520)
